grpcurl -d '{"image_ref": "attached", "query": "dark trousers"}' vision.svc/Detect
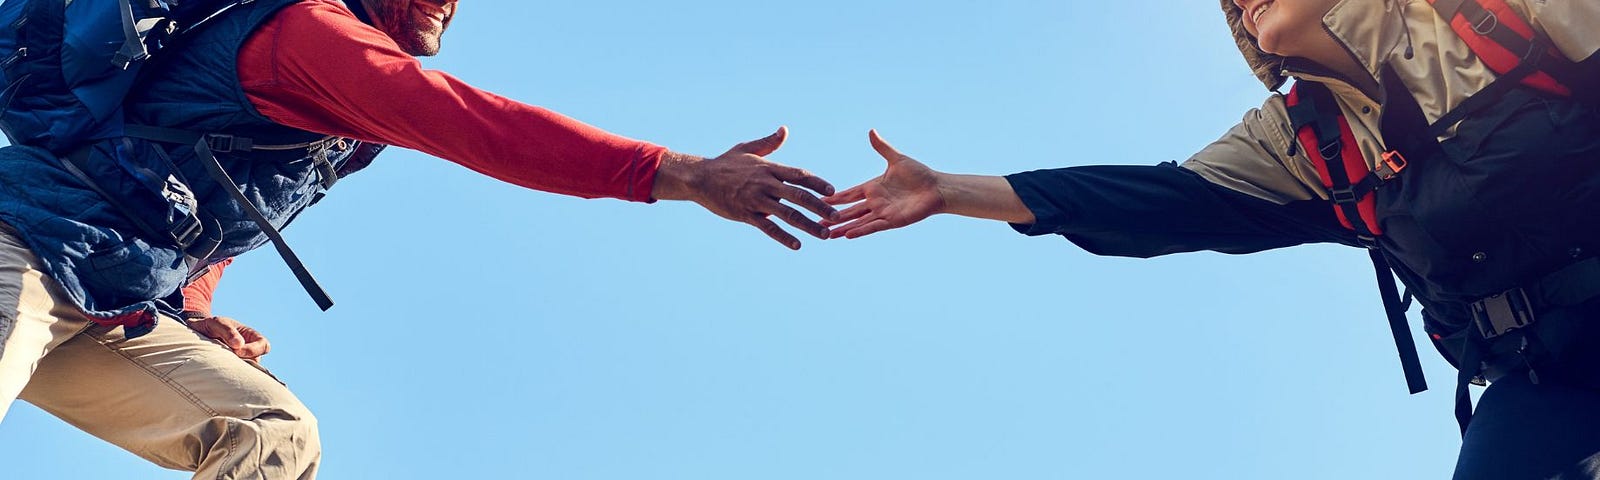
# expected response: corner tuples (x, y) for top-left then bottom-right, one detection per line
(1455, 373), (1600, 479)
(1454, 300), (1600, 479)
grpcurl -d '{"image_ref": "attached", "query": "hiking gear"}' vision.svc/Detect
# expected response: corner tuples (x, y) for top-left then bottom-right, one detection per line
(0, 0), (343, 312)
(0, 0), (378, 335)
(1286, 82), (1429, 395)
(1427, 0), (1581, 100)
(1277, 0), (1600, 432)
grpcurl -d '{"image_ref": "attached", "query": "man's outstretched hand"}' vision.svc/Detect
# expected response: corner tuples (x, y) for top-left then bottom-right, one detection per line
(652, 127), (838, 250)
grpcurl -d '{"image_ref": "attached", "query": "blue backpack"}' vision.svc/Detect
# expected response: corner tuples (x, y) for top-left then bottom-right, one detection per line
(0, 0), (337, 310)
(0, 0), (255, 153)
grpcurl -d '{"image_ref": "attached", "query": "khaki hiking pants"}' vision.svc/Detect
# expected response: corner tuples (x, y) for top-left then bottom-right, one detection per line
(0, 223), (320, 479)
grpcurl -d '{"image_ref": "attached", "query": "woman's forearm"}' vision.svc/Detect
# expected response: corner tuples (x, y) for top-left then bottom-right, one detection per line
(935, 173), (1035, 224)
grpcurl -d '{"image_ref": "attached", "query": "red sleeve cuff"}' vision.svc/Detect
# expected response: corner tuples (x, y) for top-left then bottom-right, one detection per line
(629, 144), (668, 203)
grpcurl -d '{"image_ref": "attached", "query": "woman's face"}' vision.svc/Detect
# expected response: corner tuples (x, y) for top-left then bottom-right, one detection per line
(1233, 0), (1340, 57)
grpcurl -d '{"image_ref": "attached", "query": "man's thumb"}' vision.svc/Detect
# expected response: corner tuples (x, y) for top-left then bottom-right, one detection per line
(729, 126), (788, 157)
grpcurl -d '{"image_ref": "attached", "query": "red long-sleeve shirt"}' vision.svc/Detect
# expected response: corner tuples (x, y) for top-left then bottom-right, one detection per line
(183, 0), (668, 315)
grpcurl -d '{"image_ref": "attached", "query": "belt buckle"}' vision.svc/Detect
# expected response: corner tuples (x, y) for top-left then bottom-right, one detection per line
(1471, 288), (1537, 339)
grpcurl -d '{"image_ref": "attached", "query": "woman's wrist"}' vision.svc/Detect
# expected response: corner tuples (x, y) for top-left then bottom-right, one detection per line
(937, 173), (1035, 224)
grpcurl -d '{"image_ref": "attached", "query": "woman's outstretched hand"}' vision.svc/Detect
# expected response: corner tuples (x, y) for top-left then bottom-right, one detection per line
(822, 130), (947, 239)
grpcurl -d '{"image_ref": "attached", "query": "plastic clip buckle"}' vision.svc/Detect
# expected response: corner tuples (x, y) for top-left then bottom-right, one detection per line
(1471, 289), (1536, 340)
(1380, 150), (1408, 180)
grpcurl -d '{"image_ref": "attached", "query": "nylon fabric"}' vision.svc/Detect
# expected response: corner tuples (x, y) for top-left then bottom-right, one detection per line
(0, 0), (378, 334)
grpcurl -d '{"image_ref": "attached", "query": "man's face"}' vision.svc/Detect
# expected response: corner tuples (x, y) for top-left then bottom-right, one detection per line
(361, 0), (458, 57)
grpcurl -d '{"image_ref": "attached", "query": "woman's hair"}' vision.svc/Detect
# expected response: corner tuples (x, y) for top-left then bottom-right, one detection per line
(1220, 0), (1288, 90)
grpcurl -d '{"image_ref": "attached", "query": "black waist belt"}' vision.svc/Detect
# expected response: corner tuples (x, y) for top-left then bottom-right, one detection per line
(1472, 257), (1600, 341)
(1454, 256), (1600, 435)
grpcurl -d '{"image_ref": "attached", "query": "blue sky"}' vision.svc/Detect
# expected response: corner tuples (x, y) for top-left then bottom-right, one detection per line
(1, 1), (1468, 478)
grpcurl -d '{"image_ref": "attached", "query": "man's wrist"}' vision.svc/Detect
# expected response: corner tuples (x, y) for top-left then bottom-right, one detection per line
(650, 151), (705, 202)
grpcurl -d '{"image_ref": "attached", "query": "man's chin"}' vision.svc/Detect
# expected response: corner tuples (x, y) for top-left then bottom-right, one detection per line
(399, 37), (442, 57)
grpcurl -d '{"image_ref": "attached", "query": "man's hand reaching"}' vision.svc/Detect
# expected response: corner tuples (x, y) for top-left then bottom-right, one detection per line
(651, 127), (838, 249)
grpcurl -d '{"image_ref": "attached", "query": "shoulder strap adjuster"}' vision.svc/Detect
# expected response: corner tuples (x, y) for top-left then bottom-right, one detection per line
(1377, 150), (1409, 180)
(1330, 186), (1360, 204)
(204, 134), (253, 153)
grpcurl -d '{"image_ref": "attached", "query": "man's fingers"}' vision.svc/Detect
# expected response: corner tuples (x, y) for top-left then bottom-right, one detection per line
(868, 129), (904, 164)
(729, 126), (788, 157)
(194, 318), (245, 349)
(766, 203), (828, 240)
(776, 185), (837, 221)
(236, 327), (270, 359)
(770, 164), (835, 196)
(822, 202), (872, 227)
(749, 216), (802, 250)
(822, 184), (867, 205)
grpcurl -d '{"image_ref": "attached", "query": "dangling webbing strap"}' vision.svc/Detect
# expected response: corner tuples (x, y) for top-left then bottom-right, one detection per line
(1453, 331), (1485, 435)
(124, 124), (336, 310)
(192, 137), (333, 310)
(1372, 249), (1429, 394)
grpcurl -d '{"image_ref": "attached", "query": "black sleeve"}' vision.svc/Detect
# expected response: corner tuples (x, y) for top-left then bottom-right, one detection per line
(1005, 162), (1359, 258)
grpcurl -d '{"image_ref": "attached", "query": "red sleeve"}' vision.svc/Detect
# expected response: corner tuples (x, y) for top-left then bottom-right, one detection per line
(236, 0), (665, 202)
(181, 258), (234, 317)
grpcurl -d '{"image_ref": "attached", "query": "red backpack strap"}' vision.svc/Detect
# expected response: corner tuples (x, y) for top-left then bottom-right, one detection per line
(1284, 83), (1385, 241)
(1285, 82), (1429, 396)
(1426, 0), (1577, 98)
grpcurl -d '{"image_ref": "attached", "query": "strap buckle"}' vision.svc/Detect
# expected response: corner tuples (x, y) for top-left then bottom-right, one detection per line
(1330, 186), (1359, 204)
(204, 134), (253, 153)
(1378, 150), (1409, 180)
(167, 211), (203, 250)
(1471, 288), (1537, 340)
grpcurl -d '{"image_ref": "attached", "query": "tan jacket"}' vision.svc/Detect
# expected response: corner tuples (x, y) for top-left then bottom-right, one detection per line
(1186, 0), (1600, 205)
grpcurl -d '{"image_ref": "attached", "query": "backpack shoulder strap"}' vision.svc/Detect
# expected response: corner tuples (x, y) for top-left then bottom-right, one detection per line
(1286, 82), (1429, 396)
(1284, 82), (1386, 241)
(1426, 0), (1578, 97)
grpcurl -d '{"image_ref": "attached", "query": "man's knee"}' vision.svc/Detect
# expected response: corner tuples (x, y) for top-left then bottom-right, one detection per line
(195, 406), (321, 479)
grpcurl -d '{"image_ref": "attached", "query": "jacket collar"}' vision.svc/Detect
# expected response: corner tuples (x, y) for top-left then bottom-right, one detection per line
(1221, 0), (1403, 98)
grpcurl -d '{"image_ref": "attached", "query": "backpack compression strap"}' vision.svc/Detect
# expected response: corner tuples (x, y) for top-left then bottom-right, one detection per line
(125, 124), (338, 311)
(193, 136), (334, 310)
(1286, 83), (1429, 395)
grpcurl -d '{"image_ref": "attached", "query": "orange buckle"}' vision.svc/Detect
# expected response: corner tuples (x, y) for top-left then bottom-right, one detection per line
(1380, 150), (1408, 179)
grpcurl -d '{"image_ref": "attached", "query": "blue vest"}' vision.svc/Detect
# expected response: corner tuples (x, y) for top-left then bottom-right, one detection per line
(0, 0), (377, 336)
